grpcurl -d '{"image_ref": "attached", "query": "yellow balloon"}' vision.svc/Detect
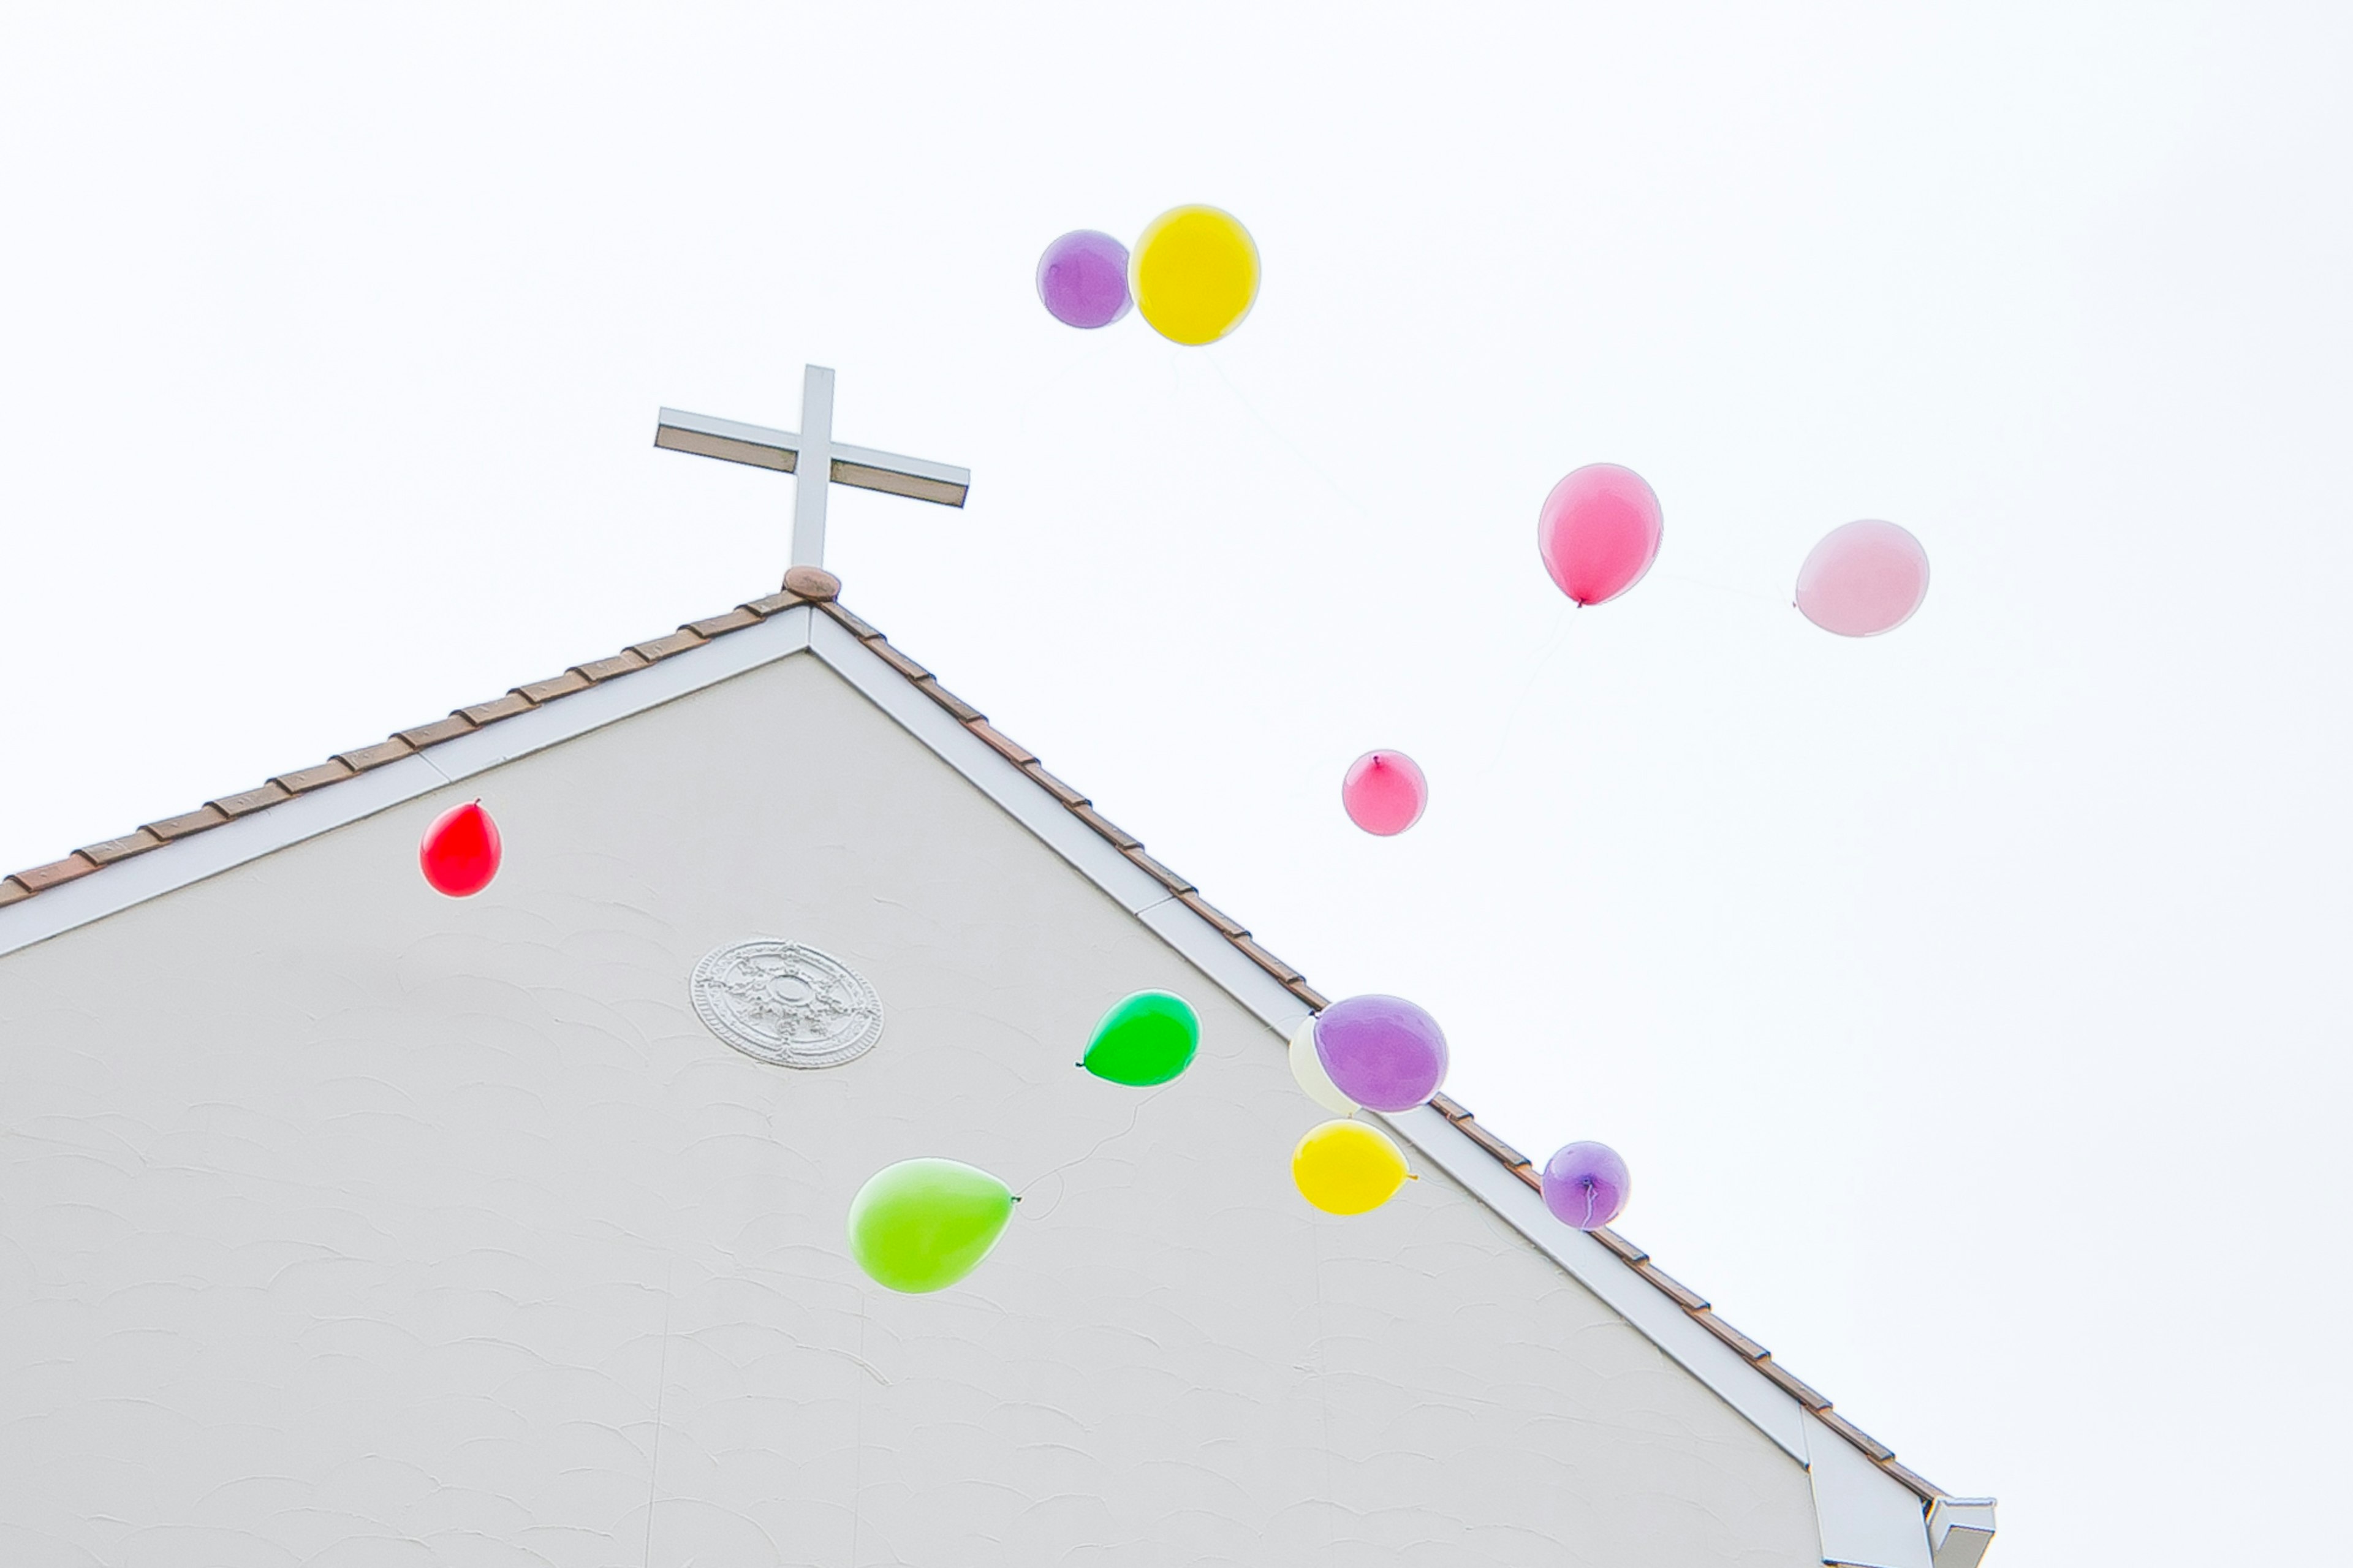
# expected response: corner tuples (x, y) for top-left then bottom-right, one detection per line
(1292, 1119), (1409, 1215)
(1132, 205), (1259, 346)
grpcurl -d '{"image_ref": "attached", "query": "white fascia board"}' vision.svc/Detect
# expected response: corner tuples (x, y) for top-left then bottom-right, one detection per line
(1927, 1498), (1996, 1568)
(1806, 1412), (1934, 1568)
(1380, 1100), (1814, 1466)
(0, 753), (454, 960)
(0, 607), (816, 960)
(806, 615), (1174, 917)
(811, 620), (1830, 1475)
(1136, 898), (1316, 1037)
(417, 606), (814, 781)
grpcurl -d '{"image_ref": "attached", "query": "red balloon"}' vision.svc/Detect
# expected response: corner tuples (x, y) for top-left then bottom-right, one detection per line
(1537, 463), (1663, 607)
(420, 801), (501, 897)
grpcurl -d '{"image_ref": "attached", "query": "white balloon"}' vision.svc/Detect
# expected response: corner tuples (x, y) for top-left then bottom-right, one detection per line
(1289, 1015), (1358, 1115)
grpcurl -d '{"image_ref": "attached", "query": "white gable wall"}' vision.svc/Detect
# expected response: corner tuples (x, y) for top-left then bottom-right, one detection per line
(0, 650), (1825, 1567)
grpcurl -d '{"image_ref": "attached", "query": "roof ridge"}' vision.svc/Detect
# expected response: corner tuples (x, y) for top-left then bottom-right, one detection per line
(0, 574), (1943, 1504)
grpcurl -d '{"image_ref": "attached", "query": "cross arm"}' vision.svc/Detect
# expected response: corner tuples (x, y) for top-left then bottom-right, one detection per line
(654, 409), (969, 506)
(655, 408), (800, 472)
(828, 442), (969, 507)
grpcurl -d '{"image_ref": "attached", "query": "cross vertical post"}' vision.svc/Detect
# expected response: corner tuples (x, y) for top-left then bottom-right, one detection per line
(790, 365), (835, 570)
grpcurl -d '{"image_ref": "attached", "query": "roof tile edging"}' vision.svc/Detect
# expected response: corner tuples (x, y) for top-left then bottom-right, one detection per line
(806, 597), (1942, 1505)
(0, 577), (1942, 1504)
(0, 585), (815, 905)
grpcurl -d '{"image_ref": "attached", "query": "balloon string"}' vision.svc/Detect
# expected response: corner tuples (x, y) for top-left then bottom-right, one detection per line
(1203, 355), (1382, 523)
(1583, 1181), (1597, 1229)
(1485, 602), (1581, 773)
(1017, 1082), (1173, 1213)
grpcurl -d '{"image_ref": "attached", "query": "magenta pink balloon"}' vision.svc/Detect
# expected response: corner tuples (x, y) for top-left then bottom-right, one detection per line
(1795, 520), (1930, 637)
(1537, 463), (1663, 607)
(1341, 751), (1427, 836)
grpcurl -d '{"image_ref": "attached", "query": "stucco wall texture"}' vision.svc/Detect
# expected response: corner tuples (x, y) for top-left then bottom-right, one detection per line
(0, 653), (1823, 1568)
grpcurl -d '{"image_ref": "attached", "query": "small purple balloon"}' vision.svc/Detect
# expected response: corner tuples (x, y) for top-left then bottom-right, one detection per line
(1313, 994), (1448, 1112)
(1037, 230), (1131, 329)
(1541, 1142), (1630, 1230)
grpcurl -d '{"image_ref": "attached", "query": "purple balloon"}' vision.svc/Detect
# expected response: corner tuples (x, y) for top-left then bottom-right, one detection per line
(1037, 230), (1131, 329)
(1313, 994), (1448, 1112)
(1541, 1142), (1629, 1230)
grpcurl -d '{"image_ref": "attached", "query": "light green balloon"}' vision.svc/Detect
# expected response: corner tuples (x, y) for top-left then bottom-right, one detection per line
(846, 1157), (1015, 1293)
(1082, 990), (1200, 1086)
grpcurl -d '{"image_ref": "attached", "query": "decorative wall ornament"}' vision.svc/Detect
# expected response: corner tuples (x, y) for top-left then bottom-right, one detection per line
(690, 939), (884, 1069)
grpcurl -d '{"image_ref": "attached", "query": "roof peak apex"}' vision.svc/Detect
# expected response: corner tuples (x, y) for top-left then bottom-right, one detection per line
(782, 566), (840, 602)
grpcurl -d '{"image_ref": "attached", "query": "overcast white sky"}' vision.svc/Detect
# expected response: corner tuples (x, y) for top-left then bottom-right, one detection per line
(4, 4), (2349, 1562)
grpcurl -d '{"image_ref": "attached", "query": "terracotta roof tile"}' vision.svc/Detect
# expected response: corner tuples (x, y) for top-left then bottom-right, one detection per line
(1814, 1409), (1898, 1463)
(1588, 1227), (1648, 1265)
(1692, 1309), (1770, 1362)
(1283, 979), (1330, 1012)
(1176, 890), (1249, 938)
(78, 830), (165, 866)
(685, 608), (762, 638)
(629, 628), (707, 663)
(1227, 933), (1304, 985)
(210, 783), (292, 818)
(1631, 1260), (1711, 1312)
(570, 651), (651, 684)
(1120, 845), (1194, 894)
(457, 693), (534, 726)
(781, 565), (839, 601)
(144, 805), (231, 842)
(1021, 763), (1089, 808)
(1877, 1459), (1943, 1498)
(916, 678), (985, 724)
(1067, 803), (1140, 850)
(964, 719), (1036, 768)
(816, 601), (882, 640)
(0, 577), (1947, 1504)
(335, 738), (416, 773)
(515, 671), (593, 705)
(395, 714), (477, 749)
(12, 855), (99, 893)
(864, 640), (933, 684)
(271, 760), (358, 795)
(1450, 1115), (1533, 1169)
(1756, 1357), (1834, 1411)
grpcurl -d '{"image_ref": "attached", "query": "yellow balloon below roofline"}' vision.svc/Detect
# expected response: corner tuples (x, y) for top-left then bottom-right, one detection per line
(1292, 1118), (1410, 1215)
(1133, 205), (1259, 346)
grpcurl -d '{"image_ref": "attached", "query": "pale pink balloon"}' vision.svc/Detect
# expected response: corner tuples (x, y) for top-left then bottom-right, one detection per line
(1795, 520), (1930, 637)
(1341, 751), (1427, 836)
(1537, 463), (1662, 607)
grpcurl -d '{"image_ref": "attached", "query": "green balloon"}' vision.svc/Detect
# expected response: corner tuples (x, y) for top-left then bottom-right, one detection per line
(846, 1157), (1015, 1293)
(1081, 990), (1200, 1086)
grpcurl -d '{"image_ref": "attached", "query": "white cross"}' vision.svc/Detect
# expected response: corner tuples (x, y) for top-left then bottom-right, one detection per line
(654, 365), (971, 569)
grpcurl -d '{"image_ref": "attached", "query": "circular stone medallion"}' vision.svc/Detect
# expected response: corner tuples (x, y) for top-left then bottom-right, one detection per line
(689, 940), (884, 1069)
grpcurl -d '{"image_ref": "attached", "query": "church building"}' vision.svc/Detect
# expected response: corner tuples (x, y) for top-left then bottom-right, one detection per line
(0, 371), (1995, 1567)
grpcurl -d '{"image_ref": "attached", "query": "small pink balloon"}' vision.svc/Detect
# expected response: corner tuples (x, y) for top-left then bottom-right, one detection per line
(1537, 463), (1663, 607)
(1795, 520), (1930, 637)
(1341, 751), (1427, 836)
